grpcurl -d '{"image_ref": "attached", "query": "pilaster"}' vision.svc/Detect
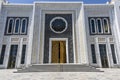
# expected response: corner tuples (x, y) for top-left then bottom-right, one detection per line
(16, 38), (23, 68)
(106, 38), (113, 68)
(95, 38), (102, 68)
(4, 38), (11, 69)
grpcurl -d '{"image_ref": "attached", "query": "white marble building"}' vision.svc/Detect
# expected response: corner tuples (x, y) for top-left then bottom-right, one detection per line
(0, 0), (120, 69)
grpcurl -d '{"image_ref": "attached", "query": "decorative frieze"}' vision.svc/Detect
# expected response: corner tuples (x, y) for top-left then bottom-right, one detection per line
(98, 37), (106, 42)
(23, 38), (27, 42)
(11, 37), (19, 42)
(90, 38), (95, 42)
(109, 38), (114, 42)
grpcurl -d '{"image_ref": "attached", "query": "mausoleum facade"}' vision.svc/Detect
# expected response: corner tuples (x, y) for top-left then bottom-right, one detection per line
(0, 0), (120, 69)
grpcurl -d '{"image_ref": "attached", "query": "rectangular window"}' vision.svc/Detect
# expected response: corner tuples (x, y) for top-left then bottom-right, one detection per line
(91, 44), (97, 63)
(99, 44), (109, 68)
(0, 45), (6, 64)
(8, 45), (18, 68)
(21, 45), (26, 64)
(110, 44), (117, 64)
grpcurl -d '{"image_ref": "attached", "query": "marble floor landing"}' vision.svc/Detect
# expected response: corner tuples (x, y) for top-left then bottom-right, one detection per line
(0, 68), (120, 80)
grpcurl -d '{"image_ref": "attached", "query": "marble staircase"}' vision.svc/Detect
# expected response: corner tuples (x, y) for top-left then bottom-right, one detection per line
(17, 64), (102, 72)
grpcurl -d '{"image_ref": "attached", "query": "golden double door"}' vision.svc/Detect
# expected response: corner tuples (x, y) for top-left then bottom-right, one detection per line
(51, 41), (66, 63)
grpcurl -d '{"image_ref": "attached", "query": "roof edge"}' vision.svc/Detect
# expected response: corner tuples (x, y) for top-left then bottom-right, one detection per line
(34, 1), (83, 4)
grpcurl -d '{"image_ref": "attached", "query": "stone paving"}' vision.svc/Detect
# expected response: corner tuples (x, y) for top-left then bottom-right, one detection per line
(0, 68), (120, 80)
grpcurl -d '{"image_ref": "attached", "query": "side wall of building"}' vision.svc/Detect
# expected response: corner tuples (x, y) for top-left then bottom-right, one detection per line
(113, 1), (120, 67)
(84, 4), (120, 68)
(0, 3), (33, 68)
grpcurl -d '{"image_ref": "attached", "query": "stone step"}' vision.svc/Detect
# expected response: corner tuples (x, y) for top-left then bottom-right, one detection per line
(17, 64), (102, 72)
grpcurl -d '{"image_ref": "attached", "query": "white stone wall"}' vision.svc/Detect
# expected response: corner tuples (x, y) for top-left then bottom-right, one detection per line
(113, 1), (120, 67)
(84, 4), (120, 68)
(0, 4), (33, 68)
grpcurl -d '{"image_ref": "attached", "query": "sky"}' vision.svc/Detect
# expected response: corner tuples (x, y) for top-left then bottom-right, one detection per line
(7, 0), (111, 4)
